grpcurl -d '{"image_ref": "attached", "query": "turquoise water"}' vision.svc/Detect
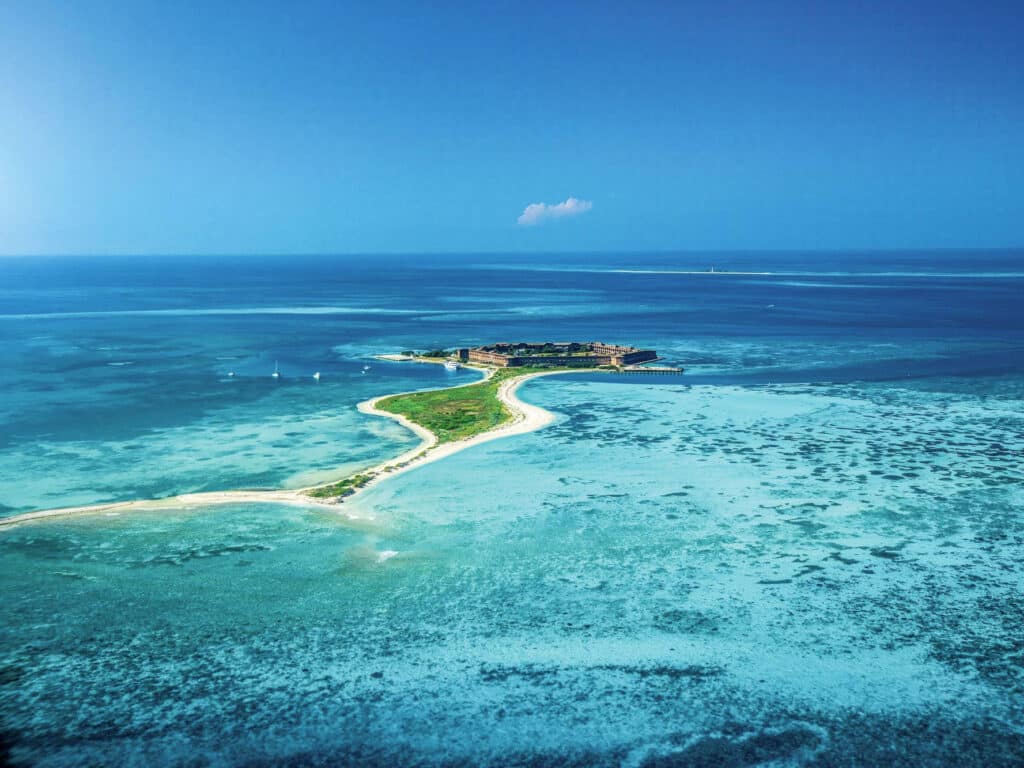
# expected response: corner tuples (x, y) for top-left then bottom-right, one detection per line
(1, 253), (1023, 764)
(0, 333), (477, 514)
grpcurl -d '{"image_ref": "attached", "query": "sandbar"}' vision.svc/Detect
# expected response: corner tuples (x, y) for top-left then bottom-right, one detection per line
(0, 365), (573, 528)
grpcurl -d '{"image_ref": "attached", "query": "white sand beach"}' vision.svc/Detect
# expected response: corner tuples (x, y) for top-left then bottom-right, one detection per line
(0, 366), (572, 528)
(352, 368), (566, 492)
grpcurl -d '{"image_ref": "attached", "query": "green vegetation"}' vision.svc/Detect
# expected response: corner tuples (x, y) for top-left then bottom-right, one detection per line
(375, 366), (555, 444)
(483, 342), (594, 357)
(303, 362), (597, 503)
(395, 347), (452, 359)
(306, 473), (373, 499)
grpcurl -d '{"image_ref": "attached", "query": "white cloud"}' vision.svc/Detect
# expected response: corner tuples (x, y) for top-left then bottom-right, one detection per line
(517, 197), (593, 226)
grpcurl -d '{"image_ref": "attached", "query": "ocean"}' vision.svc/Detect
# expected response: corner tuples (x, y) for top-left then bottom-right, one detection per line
(1, 251), (1022, 765)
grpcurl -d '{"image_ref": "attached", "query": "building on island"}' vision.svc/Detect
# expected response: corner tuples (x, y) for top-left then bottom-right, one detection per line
(459, 341), (657, 368)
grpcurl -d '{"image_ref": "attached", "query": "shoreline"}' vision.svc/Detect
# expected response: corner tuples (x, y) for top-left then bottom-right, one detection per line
(352, 368), (571, 494)
(0, 364), (576, 529)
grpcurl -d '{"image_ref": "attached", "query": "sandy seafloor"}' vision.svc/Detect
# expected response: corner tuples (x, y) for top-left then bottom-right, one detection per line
(1, 252), (1023, 765)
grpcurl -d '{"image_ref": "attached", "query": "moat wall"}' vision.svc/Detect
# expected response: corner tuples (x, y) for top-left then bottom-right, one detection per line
(464, 343), (657, 368)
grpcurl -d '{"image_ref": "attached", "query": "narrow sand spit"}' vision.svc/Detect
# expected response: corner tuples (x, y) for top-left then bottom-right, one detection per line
(0, 366), (574, 528)
(353, 368), (569, 493)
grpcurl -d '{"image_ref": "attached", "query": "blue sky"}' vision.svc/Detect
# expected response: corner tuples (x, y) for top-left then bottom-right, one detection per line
(1, 1), (1021, 254)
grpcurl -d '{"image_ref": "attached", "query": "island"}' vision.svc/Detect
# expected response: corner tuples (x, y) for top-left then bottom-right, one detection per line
(305, 341), (667, 500)
(459, 340), (658, 368)
(0, 341), (669, 526)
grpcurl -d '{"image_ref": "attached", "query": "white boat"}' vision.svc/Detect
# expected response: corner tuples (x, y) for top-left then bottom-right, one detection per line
(227, 371), (235, 377)
(272, 361), (280, 379)
(362, 364), (371, 371)
(313, 371), (320, 381)
(444, 360), (459, 371)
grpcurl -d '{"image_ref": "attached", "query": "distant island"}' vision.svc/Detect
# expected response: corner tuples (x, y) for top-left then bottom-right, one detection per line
(459, 340), (658, 368)
(392, 340), (659, 368)
(1, 341), (675, 526)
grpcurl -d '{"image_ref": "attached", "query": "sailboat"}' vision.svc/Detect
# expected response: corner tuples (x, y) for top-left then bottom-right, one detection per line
(313, 371), (320, 381)
(271, 361), (280, 379)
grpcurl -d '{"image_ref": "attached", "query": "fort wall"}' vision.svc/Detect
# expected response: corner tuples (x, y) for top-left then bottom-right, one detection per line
(464, 341), (657, 368)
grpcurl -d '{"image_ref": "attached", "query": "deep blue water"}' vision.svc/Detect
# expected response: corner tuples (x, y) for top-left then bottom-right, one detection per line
(1, 251), (1022, 765)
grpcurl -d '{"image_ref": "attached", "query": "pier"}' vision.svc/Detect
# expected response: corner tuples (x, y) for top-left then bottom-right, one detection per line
(621, 366), (684, 374)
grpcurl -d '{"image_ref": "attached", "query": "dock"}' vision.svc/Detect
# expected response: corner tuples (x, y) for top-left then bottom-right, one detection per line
(621, 366), (684, 374)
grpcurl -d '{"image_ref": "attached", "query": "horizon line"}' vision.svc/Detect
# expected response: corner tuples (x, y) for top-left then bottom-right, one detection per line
(1, 246), (1022, 259)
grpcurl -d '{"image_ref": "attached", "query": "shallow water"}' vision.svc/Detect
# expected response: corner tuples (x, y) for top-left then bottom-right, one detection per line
(0, 321), (481, 513)
(1, 252), (1023, 765)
